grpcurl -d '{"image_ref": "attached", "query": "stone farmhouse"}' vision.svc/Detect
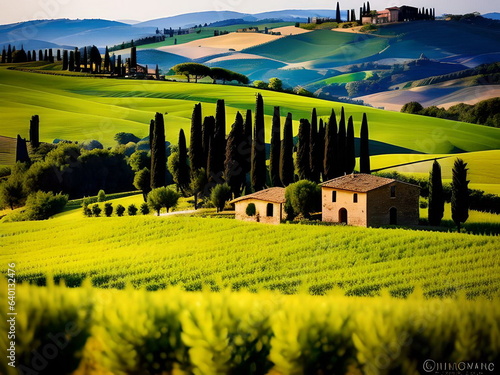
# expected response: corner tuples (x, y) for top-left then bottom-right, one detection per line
(230, 187), (286, 225)
(231, 174), (420, 227)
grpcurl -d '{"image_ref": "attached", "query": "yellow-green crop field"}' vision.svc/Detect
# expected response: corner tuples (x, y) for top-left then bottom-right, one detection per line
(1, 214), (499, 298)
(0, 281), (498, 375)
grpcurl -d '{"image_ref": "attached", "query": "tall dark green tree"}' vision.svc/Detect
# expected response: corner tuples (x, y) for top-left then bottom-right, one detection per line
(82, 47), (88, 70)
(269, 106), (281, 186)
(317, 119), (325, 180)
(241, 109), (252, 181)
(451, 158), (469, 231)
(130, 46), (137, 71)
(176, 129), (191, 194)
(16, 135), (30, 163)
(336, 2), (341, 22)
(324, 109), (339, 180)
(2, 48), (6, 63)
(309, 108), (320, 182)
(345, 116), (356, 174)
(359, 113), (370, 173)
(367, 1), (371, 13)
(29, 115), (40, 149)
(62, 50), (68, 70)
(224, 112), (245, 197)
(104, 46), (110, 72)
(90, 45), (101, 73)
(150, 112), (166, 188)
(68, 50), (75, 71)
(212, 99), (226, 183)
(251, 93), (266, 191)
(296, 119), (311, 181)
(428, 160), (444, 226)
(7, 45), (12, 63)
(189, 103), (204, 172)
(280, 113), (294, 186)
(74, 48), (80, 72)
(337, 107), (347, 175)
(202, 116), (215, 172)
(148, 119), (154, 150)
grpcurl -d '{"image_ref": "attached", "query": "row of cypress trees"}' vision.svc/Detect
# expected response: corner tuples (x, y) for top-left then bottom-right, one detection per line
(149, 94), (371, 200)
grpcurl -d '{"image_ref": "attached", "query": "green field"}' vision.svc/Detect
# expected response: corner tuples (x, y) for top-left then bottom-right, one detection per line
(1, 213), (499, 297)
(307, 70), (376, 88)
(1, 65), (499, 155)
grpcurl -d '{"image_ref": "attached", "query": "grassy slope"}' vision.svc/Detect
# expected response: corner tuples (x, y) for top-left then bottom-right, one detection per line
(1, 214), (498, 297)
(1, 66), (499, 154)
(307, 70), (375, 87)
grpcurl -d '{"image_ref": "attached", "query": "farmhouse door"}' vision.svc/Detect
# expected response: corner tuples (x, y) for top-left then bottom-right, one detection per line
(339, 208), (348, 224)
(390, 207), (397, 225)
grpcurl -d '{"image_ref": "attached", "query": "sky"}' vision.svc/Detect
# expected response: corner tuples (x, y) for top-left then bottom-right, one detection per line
(1, 0), (498, 25)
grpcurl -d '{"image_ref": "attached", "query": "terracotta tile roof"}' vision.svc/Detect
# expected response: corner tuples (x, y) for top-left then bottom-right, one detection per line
(229, 187), (286, 204)
(321, 174), (398, 192)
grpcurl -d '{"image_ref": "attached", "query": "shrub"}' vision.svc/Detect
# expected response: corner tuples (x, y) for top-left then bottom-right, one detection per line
(0, 174), (27, 210)
(210, 183), (231, 213)
(114, 132), (140, 145)
(128, 204), (138, 216)
(268, 77), (283, 91)
(97, 189), (106, 202)
(147, 187), (181, 215)
(92, 204), (102, 217)
(285, 180), (321, 219)
(81, 139), (104, 150)
(253, 80), (268, 89)
(140, 202), (150, 215)
(22, 191), (68, 221)
(83, 206), (92, 217)
(116, 204), (125, 217)
(246, 203), (256, 216)
(104, 203), (113, 217)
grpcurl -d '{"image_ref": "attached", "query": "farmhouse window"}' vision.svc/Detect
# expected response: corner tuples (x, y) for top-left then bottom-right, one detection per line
(332, 191), (337, 202)
(353, 193), (358, 203)
(266, 203), (274, 217)
(391, 186), (396, 198)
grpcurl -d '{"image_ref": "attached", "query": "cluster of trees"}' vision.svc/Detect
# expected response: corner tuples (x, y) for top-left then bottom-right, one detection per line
(83, 200), (150, 217)
(427, 159), (470, 231)
(172, 63), (249, 84)
(1, 45), (64, 64)
(401, 98), (500, 127)
(141, 95), (371, 212)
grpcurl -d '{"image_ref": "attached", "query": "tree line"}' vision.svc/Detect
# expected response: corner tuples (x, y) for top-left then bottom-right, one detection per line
(141, 94), (371, 210)
(171, 63), (249, 84)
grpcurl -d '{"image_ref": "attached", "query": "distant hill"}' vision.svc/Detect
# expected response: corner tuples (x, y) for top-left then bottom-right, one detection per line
(481, 13), (500, 20)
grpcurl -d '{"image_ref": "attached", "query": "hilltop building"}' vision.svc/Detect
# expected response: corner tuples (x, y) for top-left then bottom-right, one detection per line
(362, 5), (433, 24)
(231, 175), (420, 227)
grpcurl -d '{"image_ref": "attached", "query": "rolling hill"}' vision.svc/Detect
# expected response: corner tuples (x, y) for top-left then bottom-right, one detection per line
(0, 65), (499, 155)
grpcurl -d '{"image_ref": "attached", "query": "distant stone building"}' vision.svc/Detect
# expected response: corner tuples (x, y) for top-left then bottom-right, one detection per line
(320, 174), (420, 227)
(230, 187), (286, 225)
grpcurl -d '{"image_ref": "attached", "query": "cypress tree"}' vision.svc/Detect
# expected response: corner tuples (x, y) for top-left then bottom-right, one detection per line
(38, 49), (43, 62)
(337, 107), (347, 175)
(155, 64), (160, 79)
(104, 46), (110, 72)
(62, 50), (68, 70)
(359, 113), (370, 173)
(202, 116), (215, 172)
(32, 50), (36, 61)
(7, 45), (12, 63)
(56, 49), (61, 61)
(1, 48), (6, 63)
(82, 47), (88, 70)
(177, 129), (191, 194)
(242, 109), (252, 176)
(324, 109), (338, 180)
(280, 112), (294, 186)
(116, 55), (122, 75)
(336, 2), (341, 23)
(296, 119), (311, 181)
(451, 159), (469, 232)
(269, 106), (281, 186)
(213, 99), (226, 182)
(150, 112), (166, 188)
(317, 118), (325, 180)
(428, 160), (444, 226)
(363, 3), (366, 16)
(26, 50), (31, 62)
(345, 116), (355, 174)
(68, 51), (75, 71)
(251, 93), (266, 191)
(360, 7), (363, 20)
(29, 115), (40, 149)
(130, 46), (137, 70)
(309, 108), (320, 182)
(224, 112), (245, 197)
(15, 135), (30, 163)
(149, 119), (154, 150)
(190, 103), (204, 172)
(367, 1), (371, 13)
(74, 48), (80, 72)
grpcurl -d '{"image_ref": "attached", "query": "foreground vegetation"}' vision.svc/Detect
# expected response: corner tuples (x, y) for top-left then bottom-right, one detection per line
(0, 281), (498, 375)
(1, 215), (498, 297)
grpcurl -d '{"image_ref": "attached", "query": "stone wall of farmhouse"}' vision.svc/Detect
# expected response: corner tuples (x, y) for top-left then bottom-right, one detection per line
(234, 199), (285, 225)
